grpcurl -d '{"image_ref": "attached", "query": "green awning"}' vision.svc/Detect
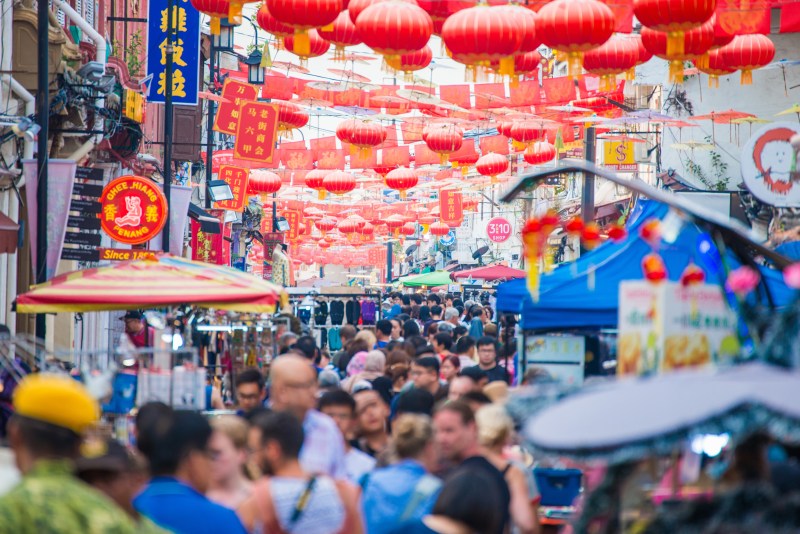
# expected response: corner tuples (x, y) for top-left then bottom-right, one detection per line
(400, 270), (452, 287)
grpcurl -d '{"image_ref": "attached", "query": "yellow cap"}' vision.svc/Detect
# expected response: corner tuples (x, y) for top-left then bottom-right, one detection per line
(13, 374), (100, 433)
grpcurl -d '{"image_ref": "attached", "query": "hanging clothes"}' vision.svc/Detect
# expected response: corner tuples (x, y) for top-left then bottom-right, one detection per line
(361, 299), (377, 325)
(328, 327), (342, 351)
(314, 301), (329, 325)
(330, 299), (345, 325)
(345, 298), (361, 325)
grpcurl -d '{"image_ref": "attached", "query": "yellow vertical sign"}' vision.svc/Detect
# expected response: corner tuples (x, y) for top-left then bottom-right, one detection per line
(602, 141), (637, 171)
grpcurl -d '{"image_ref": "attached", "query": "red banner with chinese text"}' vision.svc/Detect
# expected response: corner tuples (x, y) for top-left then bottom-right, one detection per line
(213, 165), (249, 212)
(233, 101), (279, 163)
(191, 209), (229, 265)
(439, 189), (463, 225)
(214, 79), (259, 135)
(282, 210), (301, 241)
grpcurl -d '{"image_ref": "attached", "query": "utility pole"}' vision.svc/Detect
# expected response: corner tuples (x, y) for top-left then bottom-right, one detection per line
(205, 38), (215, 209)
(580, 126), (597, 255)
(386, 241), (392, 284)
(35, 0), (50, 339)
(162, 0), (174, 252)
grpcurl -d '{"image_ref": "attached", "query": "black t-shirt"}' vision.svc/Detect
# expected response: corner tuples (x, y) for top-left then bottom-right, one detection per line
(482, 364), (511, 384)
(457, 456), (511, 534)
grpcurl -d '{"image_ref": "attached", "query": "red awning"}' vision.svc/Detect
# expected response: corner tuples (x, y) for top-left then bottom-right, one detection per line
(0, 211), (19, 254)
(451, 264), (525, 282)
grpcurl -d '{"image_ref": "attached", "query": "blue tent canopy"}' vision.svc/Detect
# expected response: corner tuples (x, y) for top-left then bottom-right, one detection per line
(497, 200), (794, 331)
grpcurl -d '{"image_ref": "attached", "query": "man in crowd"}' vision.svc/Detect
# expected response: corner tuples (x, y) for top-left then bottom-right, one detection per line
(410, 356), (448, 402)
(277, 331), (298, 355)
(295, 335), (320, 363)
(476, 336), (511, 384)
(447, 375), (478, 402)
(0, 374), (139, 532)
(353, 386), (391, 459)
(235, 368), (266, 413)
(454, 335), (477, 368)
(121, 310), (153, 348)
(432, 332), (454, 359)
(433, 401), (511, 534)
(443, 307), (461, 328)
(270, 355), (347, 478)
(375, 319), (393, 348)
(332, 324), (357, 369)
(423, 305), (443, 337)
(319, 390), (376, 484)
(135, 409), (246, 533)
(426, 294), (441, 308)
(238, 411), (363, 533)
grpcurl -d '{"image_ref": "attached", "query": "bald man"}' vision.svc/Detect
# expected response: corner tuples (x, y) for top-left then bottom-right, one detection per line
(269, 356), (347, 478)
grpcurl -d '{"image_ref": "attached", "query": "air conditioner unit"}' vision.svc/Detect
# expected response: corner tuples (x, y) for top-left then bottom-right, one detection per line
(634, 142), (653, 164)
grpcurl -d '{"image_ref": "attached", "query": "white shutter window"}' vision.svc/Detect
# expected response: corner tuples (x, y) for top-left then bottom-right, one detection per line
(75, 0), (82, 19)
(85, 0), (96, 43)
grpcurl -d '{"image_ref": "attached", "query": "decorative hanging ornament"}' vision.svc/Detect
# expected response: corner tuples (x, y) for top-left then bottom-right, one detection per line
(475, 153), (509, 183)
(424, 124), (464, 164)
(680, 263), (706, 287)
(536, 0), (616, 78)
(581, 222), (602, 250)
(266, 0), (342, 57)
(385, 167), (419, 198)
(564, 216), (584, 236)
(256, 3), (294, 41)
(441, 5), (523, 79)
(283, 29), (331, 61)
(582, 36), (639, 91)
(190, 0), (231, 34)
(642, 252), (668, 282)
(641, 21), (715, 84)
(606, 223), (627, 243)
(639, 218), (662, 248)
(697, 48), (735, 87)
(248, 170), (282, 195)
(510, 121), (546, 147)
(717, 34), (775, 85)
(318, 11), (363, 60)
(428, 221), (450, 236)
(522, 217), (545, 302)
(633, 0), (717, 58)
(304, 169), (329, 200)
(323, 171), (357, 195)
(356, 0), (433, 60)
(347, 121), (387, 157)
(384, 46), (433, 81)
(523, 141), (557, 165)
(315, 216), (338, 231)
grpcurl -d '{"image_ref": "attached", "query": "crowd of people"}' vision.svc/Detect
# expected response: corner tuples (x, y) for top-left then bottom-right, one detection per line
(0, 292), (546, 534)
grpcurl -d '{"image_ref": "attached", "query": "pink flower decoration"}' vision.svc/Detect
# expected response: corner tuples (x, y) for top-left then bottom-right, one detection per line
(726, 266), (760, 296)
(783, 263), (800, 289)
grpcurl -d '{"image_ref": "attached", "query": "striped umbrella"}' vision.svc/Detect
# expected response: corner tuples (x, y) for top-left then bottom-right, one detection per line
(15, 254), (286, 313)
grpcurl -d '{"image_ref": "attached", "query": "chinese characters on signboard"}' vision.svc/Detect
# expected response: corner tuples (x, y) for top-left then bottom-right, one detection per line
(213, 79), (260, 135)
(282, 210), (301, 241)
(234, 101), (280, 164)
(214, 165), (250, 212)
(439, 189), (463, 225)
(146, 0), (201, 105)
(100, 175), (168, 245)
(191, 209), (229, 265)
(262, 232), (284, 281)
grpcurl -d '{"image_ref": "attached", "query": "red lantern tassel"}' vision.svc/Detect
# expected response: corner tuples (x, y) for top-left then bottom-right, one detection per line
(740, 69), (753, 85)
(708, 74), (719, 88)
(210, 16), (221, 35)
(293, 29), (310, 57)
(669, 60), (683, 85)
(666, 30), (685, 57)
(695, 53), (709, 71)
(566, 51), (583, 79)
(626, 67), (635, 81)
(498, 56), (515, 78)
(228, 0), (243, 25)
(318, 190), (326, 200)
(526, 253), (541, 303)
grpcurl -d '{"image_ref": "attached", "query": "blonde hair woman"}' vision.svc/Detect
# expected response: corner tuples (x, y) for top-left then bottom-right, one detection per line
(476, 404), (539, 534)
(207, 415), (254, 510)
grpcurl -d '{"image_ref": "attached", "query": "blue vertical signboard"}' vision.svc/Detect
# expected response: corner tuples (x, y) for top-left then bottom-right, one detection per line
(145, 0), (201, 105)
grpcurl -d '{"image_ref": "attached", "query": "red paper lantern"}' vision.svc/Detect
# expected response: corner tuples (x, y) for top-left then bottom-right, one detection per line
(359, 221), (375, 236)
(385, 214), (405, 229)
(248, 170), (282, 194)
(284, 29), (331, 60)
(634, 0), (716, 57)
(385, 46), (433, 79)
(709, 14), (734, 50)
(642, 252), (668, 282)
(510, 122), (545, 146)
(399, 222), (417, 236)
(429, 221), (450, 236)
(476, 153), (508, 183)
(348, 0), (379, 24)
(424, 124), (464, 164)
(496, 122), (514, 138)
(441, 6), (522, 76)
(323, 171), (357, 195)
(318, 239), (332, 249)
(718, 34), (775, 85)
(514, 51), (544, 76)
(335, 118), (358, 144)
(498, 4), (539, 53)
(680, 263), (706, 287)
(318, 11), (362, 60)
(348, 121), (387, 153)
(606, 223), (627, 243)
(536, 0), (615, 78)
(256, 3), (294, 39)
(275, 101), (309, 133)
(524, 142), (556, 165)
(564, 216), (584, 235)
(337, 217), (360, 234)
(356, 0), (433, 57)
(190, 0), (230, 34)
(315, 216), (338, 231)
(385, 167), (419, 198)
(267, 0), (342, 56)
(304, 169), (328, 200)
(583, 36), (639, 91)
(697, 48), (735, 87)
(632, 34), (653, 66)
(581, 222), (602, 249)
(641, 22), (715, 83)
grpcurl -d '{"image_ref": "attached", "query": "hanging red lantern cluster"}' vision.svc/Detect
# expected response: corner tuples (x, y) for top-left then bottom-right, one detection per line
(476, 153), (508, 183)
(583, 36), (639, 91)
(190, 0), (230, 34)
(267, 0), (342, 56)
(284, 29), (331, 61)
(385, 167), (419, 198)
(718, 34), (775, 85)
(275, 101), (309, 135)
(641, 21), (714, 84)
(337, 120), (386, 156)
(356, 0), (433, 59)
(315, 215), (338, 231)
(696, 48), (735, 87)
(248, 170), (282, 195)
(256, 3), (294, 41)
(523, 141), (557, 166)
(521, 211), (561, 302)
(680, 263), (706, 287)
(536, 0), (616, 78)
(441, 6), (522, 79)
(304, 169), (329, 200)
(385, 46), (433, 80)
(424, 124), (464, 164)
(511, 122), (546, 148)
(633, 0), (716, 58)
(323, 171), (357, 195)
(318, 11), (363, 60)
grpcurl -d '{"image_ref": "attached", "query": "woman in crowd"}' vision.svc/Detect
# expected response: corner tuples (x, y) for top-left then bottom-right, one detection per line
(475, 404), (539, 534)
(344, 350), (386, 393)
(440, 355), (461, 386)
(207, 415), (254, 510)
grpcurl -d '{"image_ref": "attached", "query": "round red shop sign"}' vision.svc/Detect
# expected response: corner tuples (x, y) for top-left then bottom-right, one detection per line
(486, 217), (512, 243)
(99, 175), (168, 245)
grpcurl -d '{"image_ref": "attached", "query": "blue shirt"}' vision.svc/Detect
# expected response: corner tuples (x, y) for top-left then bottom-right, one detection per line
(362, 460), (441, 534)
(134, 477), (247, 534)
